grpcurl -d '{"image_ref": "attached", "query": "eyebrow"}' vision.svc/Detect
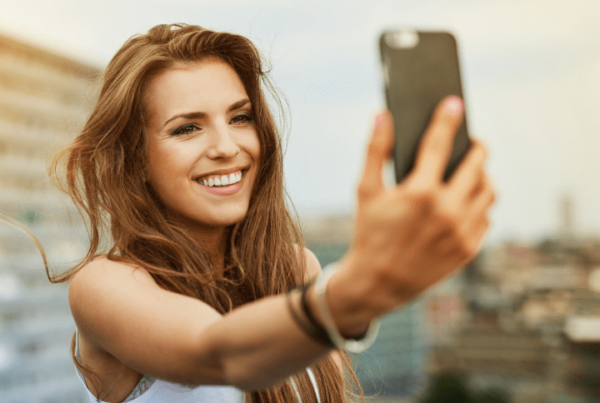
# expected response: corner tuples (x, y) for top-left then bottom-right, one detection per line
(162, 99), (252, 129)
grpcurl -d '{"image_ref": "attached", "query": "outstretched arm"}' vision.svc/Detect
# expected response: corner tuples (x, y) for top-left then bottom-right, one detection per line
(70, 96), (494, 393)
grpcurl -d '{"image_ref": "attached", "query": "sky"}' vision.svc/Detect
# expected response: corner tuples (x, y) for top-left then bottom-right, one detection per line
(1, 0), (599, 244)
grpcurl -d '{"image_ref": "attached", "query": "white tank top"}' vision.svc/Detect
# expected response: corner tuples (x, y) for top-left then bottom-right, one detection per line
(74, 330), (321, 403)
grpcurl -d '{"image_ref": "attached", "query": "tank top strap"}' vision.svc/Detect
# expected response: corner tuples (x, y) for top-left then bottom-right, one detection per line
(290, 368), (321, 403)
(306, 367), (321, 403)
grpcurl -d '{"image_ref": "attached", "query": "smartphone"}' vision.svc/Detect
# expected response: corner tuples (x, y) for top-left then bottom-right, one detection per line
(379, 30), (470, 183)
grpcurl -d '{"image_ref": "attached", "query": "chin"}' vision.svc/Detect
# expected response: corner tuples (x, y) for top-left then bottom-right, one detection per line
(196, 208), (249, 228)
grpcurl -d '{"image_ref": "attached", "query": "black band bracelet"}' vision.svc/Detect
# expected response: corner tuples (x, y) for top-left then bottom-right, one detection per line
(302, 282), (369, 342)
(285, 285), (334, 348)
(300, 284), (329, 336)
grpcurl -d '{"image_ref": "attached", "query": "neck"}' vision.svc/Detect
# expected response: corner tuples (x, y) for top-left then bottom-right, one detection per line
(165, 211), (231, 269)
(189, 224), (229, 269)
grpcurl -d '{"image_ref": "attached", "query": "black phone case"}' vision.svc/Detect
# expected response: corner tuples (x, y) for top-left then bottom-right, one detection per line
(379, 31), (470, 182)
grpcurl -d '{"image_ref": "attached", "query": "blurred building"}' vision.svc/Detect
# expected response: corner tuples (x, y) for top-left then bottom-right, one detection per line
(0, 32), (98, 403)
(300, 196), (600, 402)
(428, 235), (600, 403)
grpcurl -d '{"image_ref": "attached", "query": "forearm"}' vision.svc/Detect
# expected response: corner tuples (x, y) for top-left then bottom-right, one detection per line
(198, 276), (372, 390)
(199, 292), (327, 389)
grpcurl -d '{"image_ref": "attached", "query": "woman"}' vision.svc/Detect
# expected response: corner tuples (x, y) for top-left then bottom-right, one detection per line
(48, 23), (494, 403)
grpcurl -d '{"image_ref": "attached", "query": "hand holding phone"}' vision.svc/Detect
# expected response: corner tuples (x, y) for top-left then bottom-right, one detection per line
(331, 100), (494, 320)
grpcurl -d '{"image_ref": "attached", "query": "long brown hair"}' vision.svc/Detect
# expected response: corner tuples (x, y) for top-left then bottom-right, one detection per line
(48, 23), (360, 402)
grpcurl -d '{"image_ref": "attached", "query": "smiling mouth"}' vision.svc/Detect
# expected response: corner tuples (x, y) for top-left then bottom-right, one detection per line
(195, 170), (243, 187)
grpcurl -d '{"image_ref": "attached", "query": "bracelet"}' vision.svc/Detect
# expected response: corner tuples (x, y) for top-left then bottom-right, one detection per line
(285, 287), (334, 348)
(300, 283), (327, 337)
(301, 283), (367, 341)
(313, 263), (381, 353)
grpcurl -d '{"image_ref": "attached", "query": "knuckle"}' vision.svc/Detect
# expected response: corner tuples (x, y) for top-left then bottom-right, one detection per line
(408, 189), (436, 215)
(472, 140), (488, 160)
(481, 143), (489, 160)
(357, 181), (374, 199)
(383, 267), (414, 295)
(476, 147), (487, 164)
(432, 206), (460, 233)
(370, 257), (400, 286)
(374, 263), (394, 283)
(467, 239), (481, 259)
(464, 220), (489, 257)
(445, 217), (462, 238)
(441, 218), (473, 258)
(367, 137), (387, 156)
(482, 180), (496, 206)
(458, 236), (476, 260)
(489, 188), (497, 205)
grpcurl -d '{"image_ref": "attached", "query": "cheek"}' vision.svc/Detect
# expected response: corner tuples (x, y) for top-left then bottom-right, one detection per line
(147, 143), (186, 193)
(249, 133), (261, 165)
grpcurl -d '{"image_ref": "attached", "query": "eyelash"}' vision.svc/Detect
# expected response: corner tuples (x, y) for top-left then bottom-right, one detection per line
(171, 123), (199, 136)
(230, 112), (253, 125)
(170, 112), (253, 136)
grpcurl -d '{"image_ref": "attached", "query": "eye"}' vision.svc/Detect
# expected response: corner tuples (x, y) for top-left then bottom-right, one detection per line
(230, 112), (253, 125)
(171, 123), (200, 136)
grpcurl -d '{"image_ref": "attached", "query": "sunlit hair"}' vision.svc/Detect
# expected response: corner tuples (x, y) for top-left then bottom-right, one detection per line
(48, 23), (361, 402)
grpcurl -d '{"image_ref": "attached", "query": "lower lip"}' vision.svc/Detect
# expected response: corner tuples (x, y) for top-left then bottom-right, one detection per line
(196, 180), (243, 196)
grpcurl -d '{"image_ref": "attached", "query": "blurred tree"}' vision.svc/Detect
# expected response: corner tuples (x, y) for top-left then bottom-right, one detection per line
(475, 389), (510, 403)
(420, 373), (475, 403)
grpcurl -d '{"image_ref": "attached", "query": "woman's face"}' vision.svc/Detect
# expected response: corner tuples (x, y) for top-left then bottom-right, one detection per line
(144, 58), (260, 234)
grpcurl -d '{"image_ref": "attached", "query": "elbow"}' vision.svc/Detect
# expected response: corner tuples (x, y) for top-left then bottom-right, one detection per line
(199, 342), (284, 390)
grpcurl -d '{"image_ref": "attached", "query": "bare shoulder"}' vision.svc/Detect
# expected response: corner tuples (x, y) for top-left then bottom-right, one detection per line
(70, 256), (155, 292)
(67, 255), (226, 390)
(69, 257), (155, 309)
(68, 256), (160, 343)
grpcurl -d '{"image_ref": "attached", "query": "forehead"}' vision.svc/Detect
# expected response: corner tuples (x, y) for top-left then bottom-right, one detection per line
(144, 59), (249, 125)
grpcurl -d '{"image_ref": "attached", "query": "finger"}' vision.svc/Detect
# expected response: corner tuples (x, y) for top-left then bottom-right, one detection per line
(466, 175), (496, 220)
(410, 96), (464, 185)
(465, 216), (491, 258)
(447, 139), (487, 199)
(477, 175), (496, 209)
(358, 111), (394, 198)
(439, 213), (490, 264)
(432, 173), (494, 257)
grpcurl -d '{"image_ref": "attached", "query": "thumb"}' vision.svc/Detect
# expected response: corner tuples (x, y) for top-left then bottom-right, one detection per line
(358, 111), (394, 198)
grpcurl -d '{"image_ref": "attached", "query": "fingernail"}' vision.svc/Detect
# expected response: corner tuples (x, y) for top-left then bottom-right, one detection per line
(374, 112), (385, 129)
(444, 96), (463, 115)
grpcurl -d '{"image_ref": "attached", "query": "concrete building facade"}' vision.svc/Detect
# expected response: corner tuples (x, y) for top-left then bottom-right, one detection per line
(0, 32), (98, 403)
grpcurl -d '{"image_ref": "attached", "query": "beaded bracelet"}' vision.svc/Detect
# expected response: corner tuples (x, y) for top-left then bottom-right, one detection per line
(313, 263), (381, 353)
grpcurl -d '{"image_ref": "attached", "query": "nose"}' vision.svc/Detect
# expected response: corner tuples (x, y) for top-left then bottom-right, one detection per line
(206, 123), (240, 160)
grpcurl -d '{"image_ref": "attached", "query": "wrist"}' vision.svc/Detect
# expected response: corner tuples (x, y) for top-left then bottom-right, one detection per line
(306, 257), (378, 338)
(310, 262), (381, 353)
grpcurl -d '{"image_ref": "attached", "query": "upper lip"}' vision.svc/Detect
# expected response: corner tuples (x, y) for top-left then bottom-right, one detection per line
(194, 166), (247, 180)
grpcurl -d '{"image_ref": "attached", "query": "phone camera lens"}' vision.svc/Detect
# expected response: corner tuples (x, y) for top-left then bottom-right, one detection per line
(385, 30), (419, 49)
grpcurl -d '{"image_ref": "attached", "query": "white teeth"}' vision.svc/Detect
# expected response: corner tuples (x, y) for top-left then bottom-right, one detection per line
(198, 171), (243, 187)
